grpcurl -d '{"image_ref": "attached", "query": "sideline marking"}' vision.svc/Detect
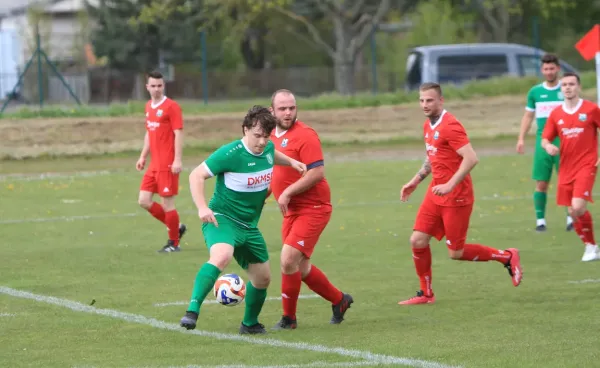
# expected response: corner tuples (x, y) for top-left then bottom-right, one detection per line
(0, 196), (531, 225)
(0, 286), (461, 368)
(154, 294), (320, 307)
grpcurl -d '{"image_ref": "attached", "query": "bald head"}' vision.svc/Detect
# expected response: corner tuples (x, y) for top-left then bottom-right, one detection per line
(270, 89), (297, 131)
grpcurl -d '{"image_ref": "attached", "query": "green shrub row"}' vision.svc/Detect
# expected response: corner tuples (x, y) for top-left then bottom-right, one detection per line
(2, 71), (596, 119)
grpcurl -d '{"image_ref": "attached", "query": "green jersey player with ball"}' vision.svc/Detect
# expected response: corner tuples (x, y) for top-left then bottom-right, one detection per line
(180, 105), (306, 334)
(516, 53), (573, 232)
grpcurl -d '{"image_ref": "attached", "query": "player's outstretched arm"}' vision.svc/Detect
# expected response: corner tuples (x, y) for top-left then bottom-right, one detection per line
(189, 163), (218, 226)
(274, 150), (307, 175)
(172, 129), (184, 174)
(541, 114), (559, 156)
(136, 132), (150, 171)
(400, 157), (430, 202)
(517, 110), (535, 154)
(437, 144), (479, 194)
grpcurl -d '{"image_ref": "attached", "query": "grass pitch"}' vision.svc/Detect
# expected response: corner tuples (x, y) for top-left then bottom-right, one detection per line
(1, 149), (600, 368)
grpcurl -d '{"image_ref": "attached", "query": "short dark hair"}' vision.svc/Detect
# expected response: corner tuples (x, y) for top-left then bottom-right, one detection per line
(242, 105), (277, 135)
(541, 53), (560, 66)
(271, 89), (294, 106)
(562, 72), (580, 84)
(147, 70), (163, 81)
(419, 82), (442, 96)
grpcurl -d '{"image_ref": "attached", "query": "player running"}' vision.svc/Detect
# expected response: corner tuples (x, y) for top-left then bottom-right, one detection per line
(516, 53), (573, 232)
(398, 83), (523, 305)
(268, 89), (353, 330)
(180, 105), (306, 334)
(136, 70), (187, 253)
(541, 72), (600, 262)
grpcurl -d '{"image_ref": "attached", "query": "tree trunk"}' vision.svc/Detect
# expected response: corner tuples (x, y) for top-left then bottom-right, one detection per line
(333, 56), (356, 96)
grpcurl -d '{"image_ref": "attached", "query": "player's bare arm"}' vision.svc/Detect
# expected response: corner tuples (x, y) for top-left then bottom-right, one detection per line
(432, 144), (478, 196)
(400, 157), (431, 202)
(172, 129), (183, 174)
(277, 164), (324, 216)
(189, 163), (218, 226)
(540, 138), (559, 156)
(136, 132), (150, 171)
(274, 150), (307, 176)
(517, 110), (535, 154)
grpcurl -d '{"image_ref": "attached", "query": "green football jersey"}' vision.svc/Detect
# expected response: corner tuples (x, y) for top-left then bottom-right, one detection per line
(202, 139), (274, 228)
(525, 82), (564, 135)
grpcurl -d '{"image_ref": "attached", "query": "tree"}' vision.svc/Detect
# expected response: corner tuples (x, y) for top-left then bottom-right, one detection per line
(85, 0), (160, 71)
(456, 0), (574, 42)
(134, 0), (395, 95)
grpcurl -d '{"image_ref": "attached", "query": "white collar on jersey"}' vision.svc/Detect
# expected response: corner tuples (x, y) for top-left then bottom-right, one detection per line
(150, 96), (167, 109)
(562, 99), (583, 115)
(428, 109), (447, 130)
(274, 119), (298, 138)
(241, 137), (264, 156)
(542, 81), (561, 90)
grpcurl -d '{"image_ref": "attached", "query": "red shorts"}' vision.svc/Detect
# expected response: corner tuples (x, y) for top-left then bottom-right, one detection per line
(557, 169), (597, 206)
(140, 170), (179, 196)
(282, 211), (331, 258)
(413, 197), (473, 251)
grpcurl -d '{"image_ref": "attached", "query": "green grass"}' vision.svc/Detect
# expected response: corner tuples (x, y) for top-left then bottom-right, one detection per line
(2, 71), (597, 119)
(1, 152), (600, 368)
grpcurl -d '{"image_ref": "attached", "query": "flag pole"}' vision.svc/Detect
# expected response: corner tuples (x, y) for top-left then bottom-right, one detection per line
(596, 51), (600, 105)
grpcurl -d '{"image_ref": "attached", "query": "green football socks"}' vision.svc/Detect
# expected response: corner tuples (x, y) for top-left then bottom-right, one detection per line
(187, 262), (221, 314)
(242, 282), (267, 327)
(534, 191), (547, 221)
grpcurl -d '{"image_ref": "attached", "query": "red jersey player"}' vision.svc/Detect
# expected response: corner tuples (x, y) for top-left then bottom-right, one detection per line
(136, 70), (186, 253)
(398, 83), (523, 305)
(269, 89), (353, 329)
(541, 72), (600, 262)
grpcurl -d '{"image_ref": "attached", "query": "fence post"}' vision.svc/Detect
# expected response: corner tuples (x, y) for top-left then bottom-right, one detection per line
(370, 30), (378, 95)
(201, 31), (208, 105)
(36, 30), (43, 107)
(532, 16), (541, 77)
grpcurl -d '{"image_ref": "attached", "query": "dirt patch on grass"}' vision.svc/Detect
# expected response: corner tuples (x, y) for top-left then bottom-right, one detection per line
(0, 94), (532, 159)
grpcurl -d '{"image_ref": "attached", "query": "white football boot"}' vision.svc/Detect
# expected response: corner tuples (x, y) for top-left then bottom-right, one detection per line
(581, 244), (600, 262)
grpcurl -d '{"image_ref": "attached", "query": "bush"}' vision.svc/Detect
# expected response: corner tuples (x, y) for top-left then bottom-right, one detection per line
(1, 71), (596, 119)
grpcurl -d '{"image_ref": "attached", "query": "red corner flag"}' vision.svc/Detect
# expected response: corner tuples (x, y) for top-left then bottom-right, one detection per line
(575, 25), (600, 61)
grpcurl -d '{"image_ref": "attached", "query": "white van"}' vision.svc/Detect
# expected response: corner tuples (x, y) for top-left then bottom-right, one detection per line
(405, 43), (578, 90)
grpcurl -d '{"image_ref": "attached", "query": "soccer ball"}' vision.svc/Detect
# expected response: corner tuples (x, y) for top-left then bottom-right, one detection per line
(213, 273), (246, 306)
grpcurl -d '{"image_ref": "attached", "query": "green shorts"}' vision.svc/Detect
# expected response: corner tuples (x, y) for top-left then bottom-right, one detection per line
(532, 136), (560, 182)
(201, 214), (269, 270)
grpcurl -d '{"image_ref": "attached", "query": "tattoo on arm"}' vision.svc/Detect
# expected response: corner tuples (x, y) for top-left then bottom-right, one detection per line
(417, 157), (431, 181)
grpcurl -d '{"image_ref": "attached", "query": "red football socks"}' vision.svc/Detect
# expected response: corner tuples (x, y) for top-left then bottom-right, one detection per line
(412, 246), (433, 297)
(302, 265), (343, 305)
(148, 202), (166, 223)
(164, 210), (180, 246)
(281, 272), (302, 319)
(575, 211), (596, 245)
(459, 243), (511, 263)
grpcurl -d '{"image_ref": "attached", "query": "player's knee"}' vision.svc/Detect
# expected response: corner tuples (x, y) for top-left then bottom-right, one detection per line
(138, 197), (152, 209)
(572, 204), (586, 218)
(409, 232), (429, 248)
(448, 249), (463, 260)
(161, 196), (175, 211)
(536, 181), (549, 192)
(251, 272), (271, 289)
(280, 245), (303, 273)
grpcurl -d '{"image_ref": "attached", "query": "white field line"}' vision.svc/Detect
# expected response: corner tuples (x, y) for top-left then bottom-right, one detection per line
(73, 362), (379, 368)
(0, 196), (530, 226)
(154, 294), (320, 307)
(0, 286), (461, 368)
(567, 279), (600, 284)
(0, 312), (16, 317)
(122, 362), (380, 368)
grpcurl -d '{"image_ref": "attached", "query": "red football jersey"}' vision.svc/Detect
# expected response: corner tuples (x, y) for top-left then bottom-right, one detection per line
(145, 97), (183, 171)
(270, 120), (332, 215)
(542, 99), (600, 184)
(423, 110), (474, 206)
